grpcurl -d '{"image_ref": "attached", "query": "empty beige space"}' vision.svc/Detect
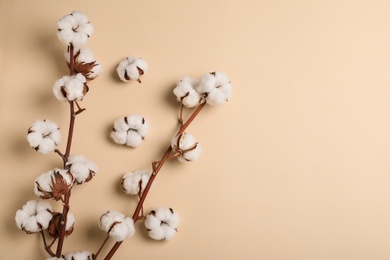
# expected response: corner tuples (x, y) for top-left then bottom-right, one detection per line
(1, 0), (390, 259)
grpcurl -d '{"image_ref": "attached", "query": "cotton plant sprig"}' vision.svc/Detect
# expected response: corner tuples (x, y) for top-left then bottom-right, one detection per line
(96, 71), (232, 259)
(15, 11), (101, 259)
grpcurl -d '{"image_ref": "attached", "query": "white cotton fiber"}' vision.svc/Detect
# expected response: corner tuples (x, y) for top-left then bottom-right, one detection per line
(57, 11), (93, 48)
(111, 115), (149, 148)
(144, 208), (179, 241)
(117, 57), (148, 82)
(27, 120), (61, 154)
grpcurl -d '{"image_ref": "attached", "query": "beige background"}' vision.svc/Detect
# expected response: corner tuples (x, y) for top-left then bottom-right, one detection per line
(1, 0), (390, 259)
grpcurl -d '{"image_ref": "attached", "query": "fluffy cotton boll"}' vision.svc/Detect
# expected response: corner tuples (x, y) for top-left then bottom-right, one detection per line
(197, 72), (233, 106)
(52, 74), (88, 102)
(47, 257), (64, 260)
(111, 115), (149, 147)
(27, 120), (61, 154)
(15, 200), (53, 234)
(171, 133), (202, 162)
(99, 210), (125, 232)
(117, 57), (148, 82)
(121, 170), (151, 195)
(145, 208), (179, 241)
(64, 251), (93, 260)
(108, 217), (135, 242)
(57, 11), (93, 48)
(173, 77), (201, 108)
(67, 155), (98, 184)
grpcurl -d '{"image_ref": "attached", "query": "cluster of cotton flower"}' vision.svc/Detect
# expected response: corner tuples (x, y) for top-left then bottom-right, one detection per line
(173, 71), (233, 107)
(121, 170), (151, 195)
(144, 207), (179, 240)
(171, 133), (202, 162)
(15, 200), (75, 237)
(117, 57), (148, 83)
(53, 11), (102, 102)
(27, 119), (61, 154)
(17, 11), (105, 259)
(99, 210), (135, 242)
(110, 114), (149, 147)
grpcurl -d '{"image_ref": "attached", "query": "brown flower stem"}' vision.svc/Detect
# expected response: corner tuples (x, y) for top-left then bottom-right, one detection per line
(102, 102), (206, 260)
(93, 234), (110, 260)
(55, 44), (76, 257)
(40, 230), (55, 257)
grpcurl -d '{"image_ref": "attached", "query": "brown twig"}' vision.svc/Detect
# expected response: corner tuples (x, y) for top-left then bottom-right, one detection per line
(55, 44), (76, 257)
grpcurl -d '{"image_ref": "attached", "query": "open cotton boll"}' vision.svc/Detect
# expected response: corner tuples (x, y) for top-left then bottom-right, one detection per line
(121, 170), (151, 195)
(109, 217), (135, 242)
(99, 210), (125, 232)
(57, 11), (93, 48)
(117, 57), (148, 83)
(99, 211), (135, 241)
(27, 119), (61, 154)
(173, 77), (201, 108)
(52, 73), (88, 102)
(66, 155), (98, 184)
(64, 251), (93, 260)
(111, 115), (149, 148)
(47, 257), (64, 260)
(145, 208), (179, 241)
(15, 200), (53, 234)
(197, 72), (233, 106)
(171, 133), (202, 162)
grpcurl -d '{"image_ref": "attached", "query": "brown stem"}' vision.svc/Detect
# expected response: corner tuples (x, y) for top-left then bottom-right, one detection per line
(55, 44), (76, 257)
(55, 190), (71, 257)
(40, 230), (55, 257)
(93, 234), (110, 259)
(102, 102), (206, 260)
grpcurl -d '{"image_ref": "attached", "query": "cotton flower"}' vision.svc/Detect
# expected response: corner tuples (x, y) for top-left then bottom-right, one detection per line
(121, 170), (151, 195)
(144, 207), (179, 240)
(53, 73), (89, 102)
(171, 133), (202, 162)
(99, 210), (135, 242)
(116, 57), (148, 83)
(111, 115), (149, 147)
(48, 212), (75, 238)
(27, 119), (61, 154)
(196, 72), (233, 106)
(34, 168), (74, 200)
(64, 251), (93, 260)
(66, 155), (98, 184)
(65, 47), (103, 80)
(15, 200), (53, 234)
(57, 11), (93, 48)
(173, 77), (201, 108)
